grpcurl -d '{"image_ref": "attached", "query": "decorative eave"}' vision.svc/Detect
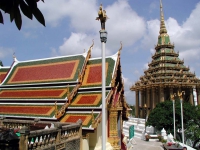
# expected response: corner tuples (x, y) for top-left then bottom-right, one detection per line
(78, 40), (94, 84)
(155, 43), (174, 51)
(131, 80), (200, 91)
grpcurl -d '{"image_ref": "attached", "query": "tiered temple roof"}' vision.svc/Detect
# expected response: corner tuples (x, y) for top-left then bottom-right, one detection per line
(130, 0), (200, 119)
(0, 42), (129, 131)
(131, 1), (200, 91)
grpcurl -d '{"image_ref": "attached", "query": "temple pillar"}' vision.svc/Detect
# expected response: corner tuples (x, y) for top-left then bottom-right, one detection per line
(160, 87), (164, 102)
(197, 88), (200, 105)
(152, 88), (156, 109)
(140, 90), (144, 118)
(147, 89), (150, 115)
(108, 111), (120, 149)
(135, 90), (139, 118)
(189, 88), (194, 105)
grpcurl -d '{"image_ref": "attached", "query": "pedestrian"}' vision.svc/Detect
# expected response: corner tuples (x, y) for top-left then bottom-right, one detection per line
(183, 147), (187, 150)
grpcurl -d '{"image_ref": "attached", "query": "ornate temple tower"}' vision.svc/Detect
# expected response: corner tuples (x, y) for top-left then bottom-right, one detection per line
(130, 0), (200, 118)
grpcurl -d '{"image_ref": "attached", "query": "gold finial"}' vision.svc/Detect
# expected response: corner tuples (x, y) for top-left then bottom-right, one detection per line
(178, 91), (185, 100)
(118, 41), (123, 55)
(159, 0), (167, 35)
(90, 39), (94, 49)
(144, 103), (147, 108)
(170, 94), (175, 101)
(96, 4), (109, 30)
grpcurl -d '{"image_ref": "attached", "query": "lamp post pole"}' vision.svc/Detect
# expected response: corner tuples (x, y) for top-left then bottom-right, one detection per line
(96, 4), (108, 150)
(100, 30), (107, 150)
(171, 94), (176, 139)
(180, 99), (184, 145)
(143, 104), (147, 133)
(172, 100), (176, 139)
(178, 91), (185, 145)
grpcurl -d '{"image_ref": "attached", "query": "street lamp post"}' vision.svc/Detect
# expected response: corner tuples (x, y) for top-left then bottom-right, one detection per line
(96, 4), (108, 150)
(178, 91), (185, 145)
(170, 94), (176, 139)
(140, 104), (150, 133)
(143, 104), (147, 133)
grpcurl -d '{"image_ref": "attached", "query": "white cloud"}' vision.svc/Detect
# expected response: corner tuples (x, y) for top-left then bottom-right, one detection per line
(105, 0), (146, 50)
(38, 0), (98, 31)
(143, 63), (149, 70)
(123, 75), (135, 105)
(179, 49), (200, 61)
(0, 47), (13, 59)
(58, 33), (92, 55)
(50, 0), (146, 58)
(141, 19), (159, 49)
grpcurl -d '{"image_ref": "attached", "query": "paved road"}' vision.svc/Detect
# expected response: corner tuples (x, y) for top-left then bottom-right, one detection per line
(128, 137), (164, 150)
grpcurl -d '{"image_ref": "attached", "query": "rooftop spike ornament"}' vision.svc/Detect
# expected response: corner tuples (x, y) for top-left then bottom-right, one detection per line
(159, 0), (167, 35)
(96, 4), (109, 30)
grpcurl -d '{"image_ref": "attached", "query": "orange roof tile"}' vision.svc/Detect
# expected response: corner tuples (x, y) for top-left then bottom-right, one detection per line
(0, 87), (70, 99)
(70, 93), (102, 107)
(3, 55), (85, 85)
(0, 105), (55, 117)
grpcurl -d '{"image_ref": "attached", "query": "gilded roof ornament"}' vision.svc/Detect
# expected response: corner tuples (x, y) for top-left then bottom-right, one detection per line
(118, 41), (123, 56)
(159, 0), (167, 35)
(96, 4), (109, 30)
(90, 39), (94, 49)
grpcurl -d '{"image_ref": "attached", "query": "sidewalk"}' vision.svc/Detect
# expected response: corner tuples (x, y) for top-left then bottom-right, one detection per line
(128, 137), (164, 150)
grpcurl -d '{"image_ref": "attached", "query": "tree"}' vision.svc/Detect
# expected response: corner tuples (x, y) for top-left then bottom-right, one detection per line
(0, 0), (45, 30)
(146, 100), (199, 139)
(129, 105), (135, 117)
(184, 105), (200, 148)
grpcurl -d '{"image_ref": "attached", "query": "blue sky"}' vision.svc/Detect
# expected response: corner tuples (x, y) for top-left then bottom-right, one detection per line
(1, 0), (200, 105)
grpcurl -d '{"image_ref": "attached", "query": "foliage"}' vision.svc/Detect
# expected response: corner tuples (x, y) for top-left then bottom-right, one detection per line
(146, 100), (198, 137)
(0, 0), (45, 30)
(185, 105), (200, 148)
(161, 139), (167, 143)
(158, 135), (162, 141)
(129, 105), (135, 117)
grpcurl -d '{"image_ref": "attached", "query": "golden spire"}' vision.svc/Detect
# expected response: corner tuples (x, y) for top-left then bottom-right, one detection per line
(159, 0), (167, 35)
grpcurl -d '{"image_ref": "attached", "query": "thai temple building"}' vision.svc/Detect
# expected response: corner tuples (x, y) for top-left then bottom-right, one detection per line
(0, 42), (129, 150)
(130, 1), (200, 118)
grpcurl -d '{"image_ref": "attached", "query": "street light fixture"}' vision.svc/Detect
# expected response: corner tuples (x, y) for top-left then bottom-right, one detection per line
(96, 4), (108, 150)
(140, 104), (150, 133)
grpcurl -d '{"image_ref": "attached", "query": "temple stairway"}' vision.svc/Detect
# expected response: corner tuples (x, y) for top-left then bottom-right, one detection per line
(123, 117), (155, 139)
